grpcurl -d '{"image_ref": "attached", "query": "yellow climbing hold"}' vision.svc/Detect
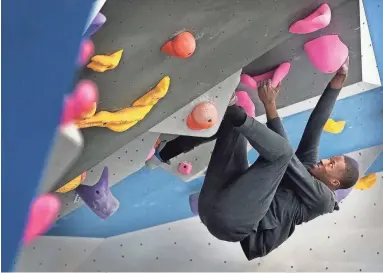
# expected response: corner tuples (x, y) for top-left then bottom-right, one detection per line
(82, 102), (97, 118)
(76, 76), (170, 132)
(354, 173), (377, 190)
(323, 119), (345, 134)
(56, 172), (87, 193)
(87, 49), (124, 72)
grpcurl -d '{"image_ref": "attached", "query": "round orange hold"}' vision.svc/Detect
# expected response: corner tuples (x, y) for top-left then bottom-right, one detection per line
(187, 102), (218, 130)
(162, 31), (196, 59)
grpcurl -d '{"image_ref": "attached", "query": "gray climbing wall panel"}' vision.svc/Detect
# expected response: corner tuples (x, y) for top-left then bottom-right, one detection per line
(59, 0), (351, 188)
(243, 0), (361, 116)
(56, 131), (159, 218)
(150, 70), (242, 137)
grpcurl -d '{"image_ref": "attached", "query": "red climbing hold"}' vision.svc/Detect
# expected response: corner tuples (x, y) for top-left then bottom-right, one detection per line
(289, 3), (332, 34)
(187, 102), (218, 130)
(161, 31), (196, 59)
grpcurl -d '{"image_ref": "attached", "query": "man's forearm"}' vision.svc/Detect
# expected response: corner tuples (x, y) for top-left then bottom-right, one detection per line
(264, 102), (279, 121)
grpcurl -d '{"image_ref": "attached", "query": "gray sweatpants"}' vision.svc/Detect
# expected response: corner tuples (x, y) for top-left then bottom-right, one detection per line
(198, 115), (293, 242)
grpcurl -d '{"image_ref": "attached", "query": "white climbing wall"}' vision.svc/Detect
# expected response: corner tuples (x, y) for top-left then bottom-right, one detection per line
(15, 146), (383, 272)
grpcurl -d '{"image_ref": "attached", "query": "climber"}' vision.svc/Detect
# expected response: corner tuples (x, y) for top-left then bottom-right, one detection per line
(148, 57), (359, 260)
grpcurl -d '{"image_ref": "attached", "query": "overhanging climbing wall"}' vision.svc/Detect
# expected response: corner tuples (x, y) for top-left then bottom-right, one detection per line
(154, 0), (380, 182)
(57, 0), (354, 190)
(15, 169), (383, 271)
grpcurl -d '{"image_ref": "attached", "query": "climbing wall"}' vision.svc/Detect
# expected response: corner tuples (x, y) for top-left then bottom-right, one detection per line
(156, 0), (380, 182)
(15, 171), (383, 271)
(56, 131), (159, 218)
(58, 0), (355, 190)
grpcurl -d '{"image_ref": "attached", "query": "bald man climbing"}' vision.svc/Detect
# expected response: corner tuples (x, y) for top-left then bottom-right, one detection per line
(147, 57), (359, 260)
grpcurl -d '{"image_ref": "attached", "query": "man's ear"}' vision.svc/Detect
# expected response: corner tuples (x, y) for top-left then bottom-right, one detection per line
(330, 179), (341, 188)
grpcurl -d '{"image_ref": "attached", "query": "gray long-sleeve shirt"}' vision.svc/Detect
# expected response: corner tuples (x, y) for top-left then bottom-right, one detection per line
(241, 85), (341, 260)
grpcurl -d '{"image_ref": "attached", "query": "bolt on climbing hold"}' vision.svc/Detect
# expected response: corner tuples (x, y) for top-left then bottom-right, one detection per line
(56, 172), (87, 193)
(289, 3), (331, 34)
(76, 76), (170, 132)
(161, 31), (196, 59)
(187, 102), (218, 130)
(23, 194), (61, 245)
(304, 35), (348, 74)
(75, 167), (120, 219)
(87, 49), (124, 72)
(178, 161), (193, 175)
(354, 173), (377, 190)
(61, 80), (98, 125)
(323, 118), (345, 134)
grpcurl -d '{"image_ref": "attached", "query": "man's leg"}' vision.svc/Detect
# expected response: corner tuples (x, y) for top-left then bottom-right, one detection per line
(158, 135), (217, 162)
(199, 107), (293, 242)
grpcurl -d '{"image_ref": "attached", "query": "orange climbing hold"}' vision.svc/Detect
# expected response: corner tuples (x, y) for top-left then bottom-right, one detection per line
(161, 31), (196, 59)
(187, 102), (218, 130)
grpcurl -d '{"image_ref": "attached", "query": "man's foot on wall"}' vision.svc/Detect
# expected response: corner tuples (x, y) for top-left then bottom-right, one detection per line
(330, 56), (349, 89)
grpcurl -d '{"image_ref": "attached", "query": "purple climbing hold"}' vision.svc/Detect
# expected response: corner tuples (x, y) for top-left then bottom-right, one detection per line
(335, 187), (353, 202)
(75, 167), (120, 219)
(189, 192), (199, 216)
(84, 13), (107, 37)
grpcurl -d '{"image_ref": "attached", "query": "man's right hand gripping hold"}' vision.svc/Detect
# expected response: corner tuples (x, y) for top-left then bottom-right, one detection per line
(155, 57), (359, 260)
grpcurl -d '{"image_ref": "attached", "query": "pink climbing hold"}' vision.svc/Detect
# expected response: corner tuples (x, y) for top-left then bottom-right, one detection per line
(61, 80), (99, 125)
(240, 74), (258, 90)
(304, 35), (349, 74)
(78, 39), (95, 66)
(146, 147), (156, 161)
(271, 62), (291, 88)
(289, 3), (332, 34)
(235, 91), (255, 118)
(247, 62), (291, 88)
(23, 194), (61, 245)
(178, 162), (192, 175)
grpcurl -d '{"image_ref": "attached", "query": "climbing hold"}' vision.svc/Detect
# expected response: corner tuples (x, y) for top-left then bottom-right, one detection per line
(304, 35), (349, 73)
(289, 3), (331, 34)
(187, 102), (218, 130)
(75, 167), (120, 219)
(146, 147), (156, 161)
(84, 12), (107, 37)
(271, 62), (291, 88)
(61, 80), (98, 125)
(76, 76), (170, 132)
(335, 187), (352, 202)
(240, 74), (258, 90)
(354, 173), (377, 190)
(161, 31), (196, 59)
(56, 172), (87, 193)
(78, 39), (95, 66)
(235, 91), (255, 118)
(189, 193), (199, 215)
(323, 118), (345, 134)
(23, 194), (61, 244)
(87, 49), (124, 72)
(178, 161), (193, 175)
(244, 62), (291, 88)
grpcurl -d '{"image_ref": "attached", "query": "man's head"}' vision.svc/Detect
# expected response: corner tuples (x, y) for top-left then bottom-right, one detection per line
(309, 155), (359, 191)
